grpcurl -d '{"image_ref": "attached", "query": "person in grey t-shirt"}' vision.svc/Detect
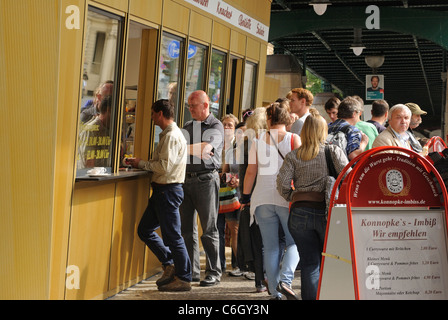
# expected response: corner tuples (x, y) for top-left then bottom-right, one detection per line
(180, 90), (224, 287)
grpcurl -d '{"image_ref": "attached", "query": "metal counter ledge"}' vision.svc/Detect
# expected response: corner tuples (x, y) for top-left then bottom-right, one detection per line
(75, 169), (150, 183)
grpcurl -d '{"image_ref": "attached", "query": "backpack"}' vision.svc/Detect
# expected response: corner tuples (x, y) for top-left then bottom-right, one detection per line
(326, 125), (351, 156)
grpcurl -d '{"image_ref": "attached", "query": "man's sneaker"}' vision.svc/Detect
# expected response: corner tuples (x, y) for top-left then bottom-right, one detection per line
(199, 275), (220, 287)
(244, 272), (255, 280)
(229, 267), (243, 277)
(158, 276), (191, 292)
(156, 264), (175, 287)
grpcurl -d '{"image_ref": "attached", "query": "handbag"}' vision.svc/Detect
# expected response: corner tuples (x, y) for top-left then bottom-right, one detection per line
(324, 145), (338, 214)
(219, 173), (241, 213)
(219, 185), (241, 213)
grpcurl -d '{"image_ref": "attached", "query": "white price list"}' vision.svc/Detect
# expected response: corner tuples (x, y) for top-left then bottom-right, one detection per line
(351, 210), (448, 300)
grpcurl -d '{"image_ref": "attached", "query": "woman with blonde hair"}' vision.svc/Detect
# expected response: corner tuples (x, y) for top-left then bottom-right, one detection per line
(235, 107), (267, 291)
(241, 100), (301, 300)
(276, 109), (349, 300)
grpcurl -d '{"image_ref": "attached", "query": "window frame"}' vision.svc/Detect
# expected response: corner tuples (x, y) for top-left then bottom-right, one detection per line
(75, 6), (125, 178)
(242, 60), (258, 112)
(183, 40), (209, 124)
(208, 48), (227, 120)
(157, 31), (186, 124)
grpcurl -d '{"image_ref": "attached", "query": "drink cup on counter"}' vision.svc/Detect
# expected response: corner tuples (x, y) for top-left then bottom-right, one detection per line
(87, 167), (108, 175)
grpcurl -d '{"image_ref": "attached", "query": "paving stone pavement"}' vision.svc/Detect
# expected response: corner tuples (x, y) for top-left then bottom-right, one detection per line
(108, 249), (301, 300)
(109, 270), (301, 300)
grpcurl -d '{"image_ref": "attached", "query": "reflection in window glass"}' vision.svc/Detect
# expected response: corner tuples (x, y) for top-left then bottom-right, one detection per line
(158, 33), (184, 122)
(242, 62), (257, 110)
(208, 50), (226, 119)
(183, 42), (207, 124)
(121, 21), (147, 164)
(77, 8), (122, 176)
(156, 33), (184, 146)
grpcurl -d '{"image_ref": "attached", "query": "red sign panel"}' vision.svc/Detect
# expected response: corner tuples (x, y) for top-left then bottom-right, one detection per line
(347, 153), (442, 207)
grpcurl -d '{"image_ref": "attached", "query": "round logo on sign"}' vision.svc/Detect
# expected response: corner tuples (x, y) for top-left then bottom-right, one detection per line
(385, 169), (404, 194)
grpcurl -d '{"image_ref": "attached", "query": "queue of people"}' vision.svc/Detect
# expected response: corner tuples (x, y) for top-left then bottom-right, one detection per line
(122, 86), (431, 300)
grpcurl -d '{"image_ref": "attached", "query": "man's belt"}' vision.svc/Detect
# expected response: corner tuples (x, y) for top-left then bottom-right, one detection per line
(151, 182), (182, 188)
(185, 169), (216, 178)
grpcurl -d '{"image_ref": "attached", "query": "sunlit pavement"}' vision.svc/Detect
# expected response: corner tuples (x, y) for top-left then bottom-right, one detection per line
(109, 248), (301, 300)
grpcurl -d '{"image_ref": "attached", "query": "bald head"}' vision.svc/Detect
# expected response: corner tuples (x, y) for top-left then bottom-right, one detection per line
(187, 90), (210, 121)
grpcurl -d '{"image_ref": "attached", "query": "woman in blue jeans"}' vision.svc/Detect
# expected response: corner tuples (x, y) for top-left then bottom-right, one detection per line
(241, 101), (301, 300)
(276, 109), (349, 300)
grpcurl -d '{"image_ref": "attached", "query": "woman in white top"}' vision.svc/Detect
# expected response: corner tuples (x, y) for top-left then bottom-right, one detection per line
(241, 100), (301, 300)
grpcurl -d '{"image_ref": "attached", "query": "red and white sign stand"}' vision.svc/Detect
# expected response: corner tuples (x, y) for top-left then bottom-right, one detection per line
(317, 146), (448, 300)
(425, 136), (447, 153)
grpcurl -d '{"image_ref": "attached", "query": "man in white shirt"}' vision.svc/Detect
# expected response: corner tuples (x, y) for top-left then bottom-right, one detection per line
(286, 88), (314, 135)
(127, 99), (191, 292)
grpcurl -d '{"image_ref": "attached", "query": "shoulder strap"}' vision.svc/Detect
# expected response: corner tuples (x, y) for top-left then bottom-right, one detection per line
(267, 131), (285, 160)
(342, 124), (352, 134)
(291, 133), (294, 151)
(325, 146), (338, 178)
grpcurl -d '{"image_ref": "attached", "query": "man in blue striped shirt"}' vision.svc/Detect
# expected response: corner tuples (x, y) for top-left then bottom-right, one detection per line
(328, 96), (369, 160)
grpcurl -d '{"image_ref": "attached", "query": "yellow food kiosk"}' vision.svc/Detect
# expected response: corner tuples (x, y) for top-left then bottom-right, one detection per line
(0, 0), (272, 299)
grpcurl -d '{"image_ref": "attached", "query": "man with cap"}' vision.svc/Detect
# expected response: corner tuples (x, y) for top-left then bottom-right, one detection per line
(405, 102), (428, 154)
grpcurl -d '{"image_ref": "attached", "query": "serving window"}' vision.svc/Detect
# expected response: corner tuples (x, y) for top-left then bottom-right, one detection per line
(154, 32), (185, 147)
(242, 61), (257, 110)
(121, 21), (151, 163)
(208, 49), (226, 119)
(157, 32), (185, 120)
(74, 6), (261, 180)
(183, 41), (208, 124)
(76, 7), (123, 177)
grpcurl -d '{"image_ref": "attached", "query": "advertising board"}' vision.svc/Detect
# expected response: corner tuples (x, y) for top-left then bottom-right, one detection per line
(318, 147), (448, 300)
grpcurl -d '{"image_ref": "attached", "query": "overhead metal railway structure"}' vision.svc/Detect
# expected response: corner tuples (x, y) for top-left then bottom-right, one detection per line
(269, 0), (448, 130)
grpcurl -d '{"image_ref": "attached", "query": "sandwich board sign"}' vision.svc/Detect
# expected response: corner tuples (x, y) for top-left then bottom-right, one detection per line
(317, 146), (448, 300)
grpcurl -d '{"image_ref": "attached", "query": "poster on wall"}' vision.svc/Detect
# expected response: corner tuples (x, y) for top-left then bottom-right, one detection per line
(366, 74), (384, 100)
